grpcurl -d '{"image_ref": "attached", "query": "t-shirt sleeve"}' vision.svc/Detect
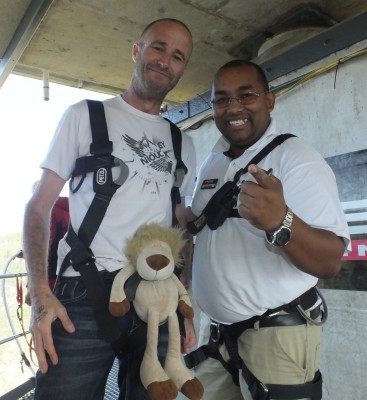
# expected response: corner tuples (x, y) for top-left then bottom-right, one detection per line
(180, 132), (197, 197)
(40, 100), (90, 181)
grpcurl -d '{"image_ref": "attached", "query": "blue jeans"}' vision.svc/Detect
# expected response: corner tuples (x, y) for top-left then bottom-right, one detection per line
(34, 272), (168, 400)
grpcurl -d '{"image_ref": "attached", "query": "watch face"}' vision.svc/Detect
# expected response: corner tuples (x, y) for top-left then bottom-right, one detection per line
(275, 228), (291, 246)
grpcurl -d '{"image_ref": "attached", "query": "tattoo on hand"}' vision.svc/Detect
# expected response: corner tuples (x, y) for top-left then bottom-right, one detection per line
(36, 305), (47, 323)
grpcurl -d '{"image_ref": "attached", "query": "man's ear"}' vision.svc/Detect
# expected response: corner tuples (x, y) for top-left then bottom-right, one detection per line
(132, 42), (140, 63)
(266, 91), (276, 112)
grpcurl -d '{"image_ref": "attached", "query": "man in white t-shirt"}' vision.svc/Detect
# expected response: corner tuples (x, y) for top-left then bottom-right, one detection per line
(187, 60), (350, 400)
(23, 18), (196, 400)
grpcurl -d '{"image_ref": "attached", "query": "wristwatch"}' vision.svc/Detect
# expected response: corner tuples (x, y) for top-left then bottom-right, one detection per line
(266, 207), (293, 247)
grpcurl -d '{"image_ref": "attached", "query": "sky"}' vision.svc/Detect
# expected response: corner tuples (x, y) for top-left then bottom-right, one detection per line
(0, 74), (111, 236)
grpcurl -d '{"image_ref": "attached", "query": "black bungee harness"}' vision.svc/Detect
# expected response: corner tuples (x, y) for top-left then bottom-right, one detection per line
(58, 99), (187, 345)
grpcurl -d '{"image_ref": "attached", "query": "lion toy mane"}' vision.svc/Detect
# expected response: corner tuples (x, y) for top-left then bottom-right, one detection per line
(109, 223), (204, 400)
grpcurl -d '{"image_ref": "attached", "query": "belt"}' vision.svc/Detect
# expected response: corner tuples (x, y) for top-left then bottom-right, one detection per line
(258, 305), (321, 328)
(216, 305), (322, 341)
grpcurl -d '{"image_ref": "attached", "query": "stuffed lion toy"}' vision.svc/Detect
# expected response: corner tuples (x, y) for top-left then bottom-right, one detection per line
(109, 223), (204, 400)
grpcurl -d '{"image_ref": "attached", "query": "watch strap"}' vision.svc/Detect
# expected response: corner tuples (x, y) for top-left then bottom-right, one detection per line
(266, 207), (293, 247)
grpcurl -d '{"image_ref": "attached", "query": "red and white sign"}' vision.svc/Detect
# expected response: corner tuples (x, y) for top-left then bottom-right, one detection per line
(342, 239), (367, 260)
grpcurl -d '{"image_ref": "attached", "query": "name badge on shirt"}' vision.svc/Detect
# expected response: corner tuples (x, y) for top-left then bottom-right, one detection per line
(201, 179), (218, 189)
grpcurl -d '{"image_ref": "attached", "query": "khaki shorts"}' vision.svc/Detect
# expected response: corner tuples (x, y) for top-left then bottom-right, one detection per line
(195, 311), (322, 400)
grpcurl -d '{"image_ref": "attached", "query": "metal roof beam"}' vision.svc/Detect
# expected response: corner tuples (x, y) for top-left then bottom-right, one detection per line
(163, 10), (367, 125)
(0, 0), (54, 90)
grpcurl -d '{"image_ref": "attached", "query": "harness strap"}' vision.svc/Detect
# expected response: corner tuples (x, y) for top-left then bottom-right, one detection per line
(166, 119), (187, 227)
(65, 99), (122, 247)
(185, 316), (258, 385)
(220, 329), (242, 385)
(60, 100), (125, 343)
(184, 332), (241, 385)
(187, 134), (296, 234)
(265, 286), (319, 316)
(88, 100), (112, 155)
(232, 133), (296, 185)
(64, 228), (121, 342)
(258, 371), (323, 400)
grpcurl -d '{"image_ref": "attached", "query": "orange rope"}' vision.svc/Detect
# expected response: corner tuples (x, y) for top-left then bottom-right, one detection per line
(16, 275), (37, 367)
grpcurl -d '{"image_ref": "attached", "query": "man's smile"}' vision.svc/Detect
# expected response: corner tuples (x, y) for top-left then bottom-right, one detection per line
(228, 118), (249, 127)
(148, 65), (172, 80)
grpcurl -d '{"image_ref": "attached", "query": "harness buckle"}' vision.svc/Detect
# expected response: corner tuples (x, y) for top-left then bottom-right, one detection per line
(69, 245), (95, 271)
(210, 320), (221, 343)
(266, 310), (281, 317)
(260, 382), (269, 394)
(70, 172), (86, 193)
(174, 167), (186, 188)
(113, 157), (129, 186)
(296, 287), (327, 326)
(248, 378), (271, 400)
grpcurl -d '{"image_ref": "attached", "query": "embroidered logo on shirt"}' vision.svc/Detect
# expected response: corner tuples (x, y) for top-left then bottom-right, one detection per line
(201, 179), (218, 189)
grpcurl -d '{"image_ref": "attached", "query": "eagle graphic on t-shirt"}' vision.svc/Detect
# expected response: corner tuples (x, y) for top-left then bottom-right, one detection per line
(122, 133), (173, 174)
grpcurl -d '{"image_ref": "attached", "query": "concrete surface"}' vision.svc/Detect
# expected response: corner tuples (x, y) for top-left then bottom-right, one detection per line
(2, 0), (367, 103)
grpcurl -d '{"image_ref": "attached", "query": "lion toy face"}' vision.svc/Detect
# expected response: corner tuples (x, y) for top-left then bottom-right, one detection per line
(125, 223), (184, 277)
(136, 240), (176, 281)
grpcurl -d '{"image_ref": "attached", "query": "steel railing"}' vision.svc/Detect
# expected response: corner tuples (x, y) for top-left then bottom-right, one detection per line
(0, 251), (36, 400)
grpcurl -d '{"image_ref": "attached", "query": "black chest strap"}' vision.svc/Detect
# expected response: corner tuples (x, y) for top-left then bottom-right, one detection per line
(60, 100), (128, 343)
(166, 119), (188, 227)
(66, 99), (128, 249)
(187, 133), (296, 234)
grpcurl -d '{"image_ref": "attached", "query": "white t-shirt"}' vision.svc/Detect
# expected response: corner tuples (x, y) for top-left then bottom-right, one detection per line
(41, 95), (196, 275)
(191, 119), (350, 324)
